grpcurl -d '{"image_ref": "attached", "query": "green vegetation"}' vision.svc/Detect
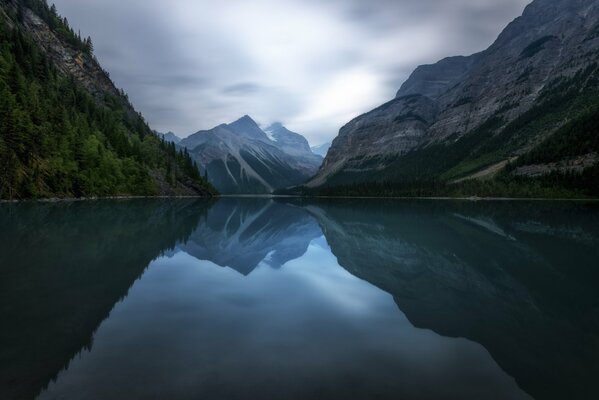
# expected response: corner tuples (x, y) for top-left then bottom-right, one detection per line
(19, 0), (93, 54)
(294, 62), (599, 199)
(441, 152), (502, 181)
(512, 105), (599, 167)
(292, 166), (599, 199)
(0, 5), (216, 199)
(365, 115), (506, 183)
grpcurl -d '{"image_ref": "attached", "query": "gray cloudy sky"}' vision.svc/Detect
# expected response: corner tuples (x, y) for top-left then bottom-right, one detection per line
(52, 0), (530, 145)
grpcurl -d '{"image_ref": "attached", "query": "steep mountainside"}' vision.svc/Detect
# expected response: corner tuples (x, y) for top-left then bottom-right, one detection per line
(0, 0), (215, 199)
(181, 116), (322, 194)
(307, 0), (599, 197)
(264, 122), (323, 170)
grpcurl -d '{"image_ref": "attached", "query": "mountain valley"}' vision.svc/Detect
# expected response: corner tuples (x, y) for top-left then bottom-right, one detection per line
(299, 0), (599, 198)
(180, 116), (322, 194)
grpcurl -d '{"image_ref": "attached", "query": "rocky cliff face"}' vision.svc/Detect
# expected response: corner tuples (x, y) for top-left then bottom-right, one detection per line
(0, 0), (117, 100)
(0, 0), (214, 197)
(181, 116), (322, 194)
(264, 123), (312, 156)
(309, 0), (599, 188)
(14, 5), (121, 101)
(396, 55), (479, 100)
(264, 122), (324, 174)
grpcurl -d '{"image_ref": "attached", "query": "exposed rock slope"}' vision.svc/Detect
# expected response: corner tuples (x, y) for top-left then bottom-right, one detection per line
(264, 123), (324, 173)
(181, 116), (322, 194)
(0, 0), (214, 198)
(309, 0), (599, 189)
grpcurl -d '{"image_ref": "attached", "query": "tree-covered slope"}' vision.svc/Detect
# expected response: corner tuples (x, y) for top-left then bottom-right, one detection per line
(301, 67), (599, 198)
(301, 0), (599, 198)
(0, 0), (216, 199)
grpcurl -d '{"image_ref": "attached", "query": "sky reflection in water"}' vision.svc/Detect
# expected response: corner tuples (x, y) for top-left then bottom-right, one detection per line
(1, 198), (597, 400)
(40, 239), (529, 400)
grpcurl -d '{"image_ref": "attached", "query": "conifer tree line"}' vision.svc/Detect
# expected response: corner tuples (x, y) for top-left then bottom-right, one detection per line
(18, 0), (93, 54)
(0, 0), (216, 199)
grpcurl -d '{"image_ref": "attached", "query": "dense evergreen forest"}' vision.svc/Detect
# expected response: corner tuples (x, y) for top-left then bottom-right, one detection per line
(0, 0), (216, 199)
(290, 64), (599, 199)
(295, 168), (599, 199)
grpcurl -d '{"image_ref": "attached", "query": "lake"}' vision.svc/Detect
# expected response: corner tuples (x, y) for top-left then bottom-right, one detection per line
(1, 198), (598, 400)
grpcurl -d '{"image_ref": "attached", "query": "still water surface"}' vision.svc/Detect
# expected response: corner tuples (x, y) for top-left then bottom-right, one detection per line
(1, 198), (598, 399)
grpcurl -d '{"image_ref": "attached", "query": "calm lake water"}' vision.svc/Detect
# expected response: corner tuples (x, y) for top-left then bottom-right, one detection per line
(1, 198), (598, 400)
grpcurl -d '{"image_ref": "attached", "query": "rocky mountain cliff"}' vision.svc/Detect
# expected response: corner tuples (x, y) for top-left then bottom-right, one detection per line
(8, 1), (118, 99)
(181, 116), (322, 194)
(307, 0), (599, 196)
(0, 0), (214, 199)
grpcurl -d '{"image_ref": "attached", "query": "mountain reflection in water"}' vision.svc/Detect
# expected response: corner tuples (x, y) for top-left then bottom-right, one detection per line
(0, 198), (597, 400)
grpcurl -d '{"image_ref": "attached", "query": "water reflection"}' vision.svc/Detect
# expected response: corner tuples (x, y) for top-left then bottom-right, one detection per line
(0, 199), (212, 400)
(301, 199), (599, 400)
(0, 199), (597, 399)
(178, 198), (322, 274)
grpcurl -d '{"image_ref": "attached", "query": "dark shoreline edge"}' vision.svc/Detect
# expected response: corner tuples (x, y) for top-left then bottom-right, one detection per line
(0, 195), (218, 203)
(4, 194), (598, 203)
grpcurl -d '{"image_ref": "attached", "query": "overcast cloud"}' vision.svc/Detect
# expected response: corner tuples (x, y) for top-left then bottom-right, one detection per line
(51, 0), (531, 145)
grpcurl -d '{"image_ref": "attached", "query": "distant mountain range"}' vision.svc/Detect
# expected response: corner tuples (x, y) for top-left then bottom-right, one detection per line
(179, 116), (323, 194)
(302, 0), (599, 198)
(4, 0), (598, 198)
(155, 131), (182, 144)
(311, 142), (331, 158)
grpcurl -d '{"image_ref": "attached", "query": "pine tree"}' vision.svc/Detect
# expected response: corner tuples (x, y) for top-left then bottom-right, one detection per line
(17, 3), (25, 23)
(0, 2), (216, 199)
(85, 36), (93, 54)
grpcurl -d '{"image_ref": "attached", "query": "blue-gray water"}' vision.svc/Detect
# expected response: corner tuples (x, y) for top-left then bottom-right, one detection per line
(1, 198), (598, 400)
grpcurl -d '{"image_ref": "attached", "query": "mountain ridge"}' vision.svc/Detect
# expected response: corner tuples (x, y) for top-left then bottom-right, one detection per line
(304, 0), (599, 197)
(180, 116), (322, 194)
(0, 0), (216, 199)
(155, 131), (181, 144)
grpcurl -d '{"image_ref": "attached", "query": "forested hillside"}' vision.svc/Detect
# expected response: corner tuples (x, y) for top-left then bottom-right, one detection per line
(302, 68), (599, 198)
(302, 0), (599, 199)
(0, 0), (216, 199)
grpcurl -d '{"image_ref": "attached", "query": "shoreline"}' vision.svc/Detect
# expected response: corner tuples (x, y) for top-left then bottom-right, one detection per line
(0, 195), (215, 203)
(2, 194), (598, 203)
(277, 195), (599, 202)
